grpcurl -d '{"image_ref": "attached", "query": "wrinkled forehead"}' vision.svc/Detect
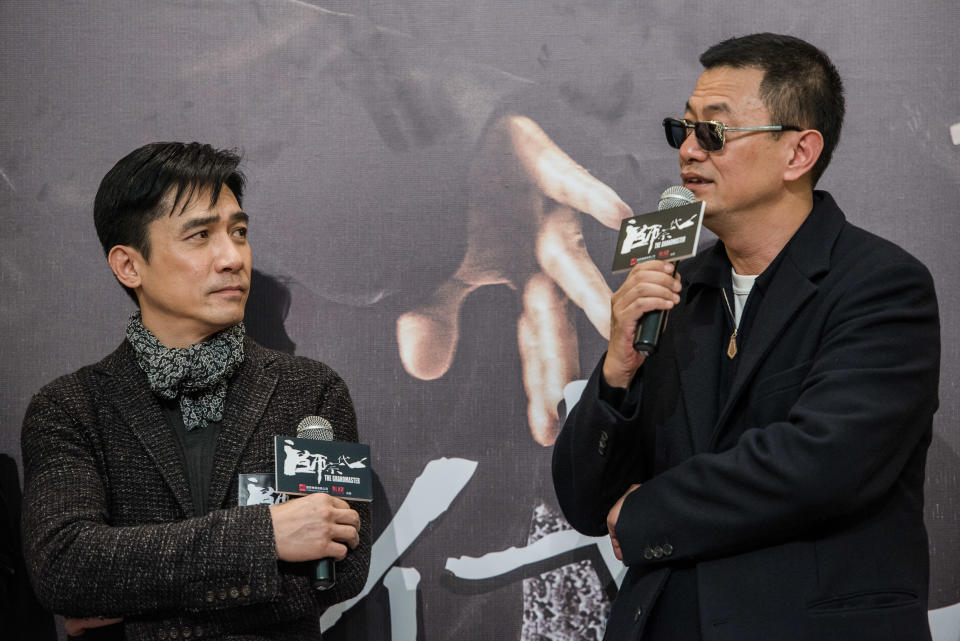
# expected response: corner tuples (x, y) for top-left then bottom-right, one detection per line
(685, 66), (768, 121)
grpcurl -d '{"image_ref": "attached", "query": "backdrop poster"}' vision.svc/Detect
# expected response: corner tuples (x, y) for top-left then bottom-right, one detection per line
(1, 1), (958, 639)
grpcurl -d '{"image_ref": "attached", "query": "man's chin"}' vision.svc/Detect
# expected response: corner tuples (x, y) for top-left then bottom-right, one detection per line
(204, 303), (247, 332)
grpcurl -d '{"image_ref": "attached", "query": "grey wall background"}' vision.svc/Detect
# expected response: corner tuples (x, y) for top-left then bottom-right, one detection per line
(1, 1), (958, 638)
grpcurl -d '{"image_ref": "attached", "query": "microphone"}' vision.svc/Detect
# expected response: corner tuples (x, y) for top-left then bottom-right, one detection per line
(296, 415), (337, 591)
(633, 185), (697, 354)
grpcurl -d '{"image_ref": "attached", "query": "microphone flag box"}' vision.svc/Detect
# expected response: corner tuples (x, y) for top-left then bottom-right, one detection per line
(612, 201), (705, 273)
(273, 436), (372, 501)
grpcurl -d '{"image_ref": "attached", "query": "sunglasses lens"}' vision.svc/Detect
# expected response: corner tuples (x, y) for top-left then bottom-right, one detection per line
(694, 122), (723, 151)
(663, 119), (687, 149)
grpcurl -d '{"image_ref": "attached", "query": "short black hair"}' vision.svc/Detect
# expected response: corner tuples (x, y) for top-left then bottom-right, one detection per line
(93, 142), (246, 303)
(699, 33), (844, 185)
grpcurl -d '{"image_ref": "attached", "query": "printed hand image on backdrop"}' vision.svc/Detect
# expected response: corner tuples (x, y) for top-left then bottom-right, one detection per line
(396, 113), (632, 445)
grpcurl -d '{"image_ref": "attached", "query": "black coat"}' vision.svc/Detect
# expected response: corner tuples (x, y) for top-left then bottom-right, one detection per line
(21, 338), (371, 641)
(553, 192), (940, 641)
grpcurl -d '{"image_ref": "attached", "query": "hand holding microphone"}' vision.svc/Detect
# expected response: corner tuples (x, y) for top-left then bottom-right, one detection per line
(603, 186), (697, 388)
(631, 186), (697, 354)
(268, 492), (360, 558)
(604, 260), (682, 387)
(269, 417), (361, 590)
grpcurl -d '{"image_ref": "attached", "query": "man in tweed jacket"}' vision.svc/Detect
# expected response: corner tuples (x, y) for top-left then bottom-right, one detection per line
(21, 142), (371, 640)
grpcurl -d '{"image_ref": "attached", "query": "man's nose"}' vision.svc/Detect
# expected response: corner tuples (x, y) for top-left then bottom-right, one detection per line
(679, 129), (708, 162)
(214, 233), (245, 271)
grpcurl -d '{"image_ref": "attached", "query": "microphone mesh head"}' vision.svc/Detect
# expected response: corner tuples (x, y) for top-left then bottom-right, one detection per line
(297, 416), (334, 441)
(658, 185), (696, 211)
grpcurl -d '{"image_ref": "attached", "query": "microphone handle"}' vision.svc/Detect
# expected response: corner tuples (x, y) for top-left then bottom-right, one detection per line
(313, 557), (336, 591)
(633, 309), (668, 354)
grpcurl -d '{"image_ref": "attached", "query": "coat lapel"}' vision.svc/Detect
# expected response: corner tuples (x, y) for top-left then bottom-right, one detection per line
(708, 192), (845, 449)
(669, 243), (730, 454)
(673, 282), (727, 454)
(709, 262), (816, 447)
(206, 340), (278, 510)
(102, 343), (195, 517)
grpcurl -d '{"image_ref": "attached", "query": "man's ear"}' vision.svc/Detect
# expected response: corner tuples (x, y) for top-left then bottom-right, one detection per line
(783, 129), (824, 183)
(107, 245), (144, 290)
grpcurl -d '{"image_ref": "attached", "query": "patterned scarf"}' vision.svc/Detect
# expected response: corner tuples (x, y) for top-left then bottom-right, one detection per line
(125, 312), (245, 430)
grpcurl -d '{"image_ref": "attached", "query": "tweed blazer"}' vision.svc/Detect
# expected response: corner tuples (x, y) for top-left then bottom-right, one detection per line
(554, 192), (940, 641)
(21, 338), (371, 641)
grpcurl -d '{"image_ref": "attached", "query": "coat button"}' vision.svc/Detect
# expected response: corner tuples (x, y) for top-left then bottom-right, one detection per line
(217, 589), (227, 600)
(643, 547), (654, 560)
(241, 584), (252, 597)
(204, 590), (215, 603)
(169, 629), (179, 639)
(229, 586), (240, 599)
(653, 546), (663, 559)
(182, 627), (192, 639)
(663, 543), (674, 556)
(194, 626), (204, 638)
(158, 631), (168, 640)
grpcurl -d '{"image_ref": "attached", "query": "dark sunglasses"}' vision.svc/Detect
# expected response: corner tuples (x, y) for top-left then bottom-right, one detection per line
(663, 117), (803, 152)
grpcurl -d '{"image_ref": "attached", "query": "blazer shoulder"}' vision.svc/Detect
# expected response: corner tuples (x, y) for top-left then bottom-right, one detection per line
(244, 339), (348, 389)
(29, 342), (129, 408)
(832, 221), (935, 286)
(21, 344), (136, 450)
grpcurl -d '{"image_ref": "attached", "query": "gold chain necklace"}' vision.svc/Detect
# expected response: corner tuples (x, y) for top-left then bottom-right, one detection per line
(721, 288), (738, 359)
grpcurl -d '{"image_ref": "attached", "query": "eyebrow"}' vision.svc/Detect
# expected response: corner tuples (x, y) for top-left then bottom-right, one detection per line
(685, 101), (732, 118)
(179, 210), (249, 234)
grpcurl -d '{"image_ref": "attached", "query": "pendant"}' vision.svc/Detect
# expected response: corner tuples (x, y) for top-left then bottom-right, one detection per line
(727, 331), (738, 359)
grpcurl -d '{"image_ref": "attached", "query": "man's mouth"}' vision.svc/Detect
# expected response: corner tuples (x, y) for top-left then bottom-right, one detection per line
(211, 285), (247, 295)
(682, 174), (712, 186)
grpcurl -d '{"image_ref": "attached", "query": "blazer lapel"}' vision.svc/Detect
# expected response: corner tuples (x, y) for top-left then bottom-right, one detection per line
(103, 344), (195, 517)
(674, 283), (727, 454)
(708, 192), (845, 449)
(206, 341), (278, 509)
(709, 262), (816, 447)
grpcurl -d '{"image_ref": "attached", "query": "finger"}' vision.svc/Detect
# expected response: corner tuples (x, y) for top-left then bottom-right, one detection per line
(612, 265), (681, 316)
(618, 260), (679, 293)
(536, 204), (613, 338)
(308, 493), (351, 509)
(517, 273), (579, 446)
(608, 529), (623, 561)
(332, 506), (361, 529)
(615, 276), (681, 305)
(505, 115), (633, 229)
(328, 521), (360, 546)
(325, 540), (350, 562)
(613, 291), (678, 325)
(611, 276), (677, 325)
(64, 617), (123, 635)
(396, 278), (479, 380)
(346, 525), (361, 550)
(321, 523), (360, 556)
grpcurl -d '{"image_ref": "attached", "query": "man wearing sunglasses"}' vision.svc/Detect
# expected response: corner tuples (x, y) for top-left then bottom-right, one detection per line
(554, 33), (940, 641)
